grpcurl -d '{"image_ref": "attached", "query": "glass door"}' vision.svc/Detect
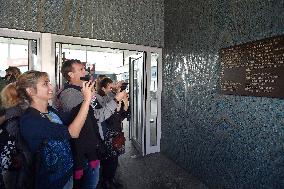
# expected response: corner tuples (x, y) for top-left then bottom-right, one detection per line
(129, 52), (146, 155)
(145, 52), (161, 154)
(52, 34), (161, 156)
(128, 51), (161, 155)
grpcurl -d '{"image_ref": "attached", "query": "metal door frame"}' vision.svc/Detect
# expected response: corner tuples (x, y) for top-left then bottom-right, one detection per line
(0, 28), (41, 71)
(129, 53), (146, 155)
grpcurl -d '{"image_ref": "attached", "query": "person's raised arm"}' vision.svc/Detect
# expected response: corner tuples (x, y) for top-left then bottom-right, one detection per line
(122, 93), (129, 112)
(68, 81), (94, 138)
(93, 91), (126, 122)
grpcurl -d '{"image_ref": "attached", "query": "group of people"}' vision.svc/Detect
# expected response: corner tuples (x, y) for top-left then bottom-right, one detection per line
(0, 60), (129, 189)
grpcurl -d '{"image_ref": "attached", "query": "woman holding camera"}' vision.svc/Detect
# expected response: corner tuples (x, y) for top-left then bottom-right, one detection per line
(96, 77), (129, 189)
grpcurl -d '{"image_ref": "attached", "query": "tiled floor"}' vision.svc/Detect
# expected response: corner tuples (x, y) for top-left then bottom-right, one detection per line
(110, 121), (208, 189)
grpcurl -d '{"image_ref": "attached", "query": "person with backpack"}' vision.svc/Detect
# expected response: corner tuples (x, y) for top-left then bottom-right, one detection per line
(96, 77), (129, 189)
(14, 70), (94, 189)
(0, 83), (30, 189)
(57, 59), (126, 189)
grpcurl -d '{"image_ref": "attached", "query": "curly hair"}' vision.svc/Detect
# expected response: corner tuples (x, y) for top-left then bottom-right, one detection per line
(5, 66), (21, 78)
(1, 83), (21, 109)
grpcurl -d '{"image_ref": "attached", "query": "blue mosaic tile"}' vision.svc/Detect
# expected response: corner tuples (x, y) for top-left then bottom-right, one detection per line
(0, 0), (164, 47)
(163, 0), (284, 188)
(43, 0), (65, 34)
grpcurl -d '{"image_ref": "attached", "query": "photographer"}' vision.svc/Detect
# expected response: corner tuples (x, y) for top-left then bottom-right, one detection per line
(58, 60), (126, 189)
(96, 77), (129, 189)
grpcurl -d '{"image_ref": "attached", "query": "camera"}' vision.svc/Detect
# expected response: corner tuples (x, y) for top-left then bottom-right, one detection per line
(120, 82), (129, 91)
(80, 75), (91, 81)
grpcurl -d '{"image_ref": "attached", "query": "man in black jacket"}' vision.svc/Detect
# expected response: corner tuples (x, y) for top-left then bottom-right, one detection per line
(58, 59), (125, 189)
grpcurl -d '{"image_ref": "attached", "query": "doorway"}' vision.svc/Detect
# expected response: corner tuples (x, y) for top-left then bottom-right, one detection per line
(51, 34), (161, 156)
(54, 41), (161, 155)
(0, 28), (162, 155)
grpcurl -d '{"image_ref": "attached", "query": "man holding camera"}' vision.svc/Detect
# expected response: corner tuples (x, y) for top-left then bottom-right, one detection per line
(57, 59), (126, 189)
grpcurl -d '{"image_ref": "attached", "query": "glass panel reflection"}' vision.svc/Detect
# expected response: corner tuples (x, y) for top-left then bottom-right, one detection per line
(132, 55), (144, 144)
(150, 53), (158, 146)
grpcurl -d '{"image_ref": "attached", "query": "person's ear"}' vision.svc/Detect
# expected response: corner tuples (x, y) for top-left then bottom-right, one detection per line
(26, 87), (36, 96)
(102, 87), (106, 92)
(68, 72), (74, 79)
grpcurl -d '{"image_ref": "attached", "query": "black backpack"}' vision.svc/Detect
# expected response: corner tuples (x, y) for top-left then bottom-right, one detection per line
(0, 116), (43, 189)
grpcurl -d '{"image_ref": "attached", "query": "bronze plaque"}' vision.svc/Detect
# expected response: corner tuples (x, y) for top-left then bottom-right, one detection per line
(219, 34), (284, 98)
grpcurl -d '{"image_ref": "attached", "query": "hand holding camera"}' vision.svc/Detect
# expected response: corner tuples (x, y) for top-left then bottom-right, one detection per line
(114, 91), (127, 102)
(122, 93), (129, 108)
(120, 82), (129, 92)
(80, 75), (91, 82)
(82, 81), (95, 103)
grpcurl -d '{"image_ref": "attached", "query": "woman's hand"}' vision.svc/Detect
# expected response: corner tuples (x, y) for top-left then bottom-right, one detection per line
(122, 93), (129, 111)
(112, 81), (123, 93)
(116, 101), (122, 111)
(114, 91), (127, 102)
(122, 93), (129, 104)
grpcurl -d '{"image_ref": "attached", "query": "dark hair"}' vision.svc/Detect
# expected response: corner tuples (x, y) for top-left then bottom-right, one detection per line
(95, 74), (107, 91)
(5, 66), (21, 78)
(61, 59), (82, 82)
(97, 77), (113, 96)
(16, 70), (48, 104)
(4, 74), (17, 84)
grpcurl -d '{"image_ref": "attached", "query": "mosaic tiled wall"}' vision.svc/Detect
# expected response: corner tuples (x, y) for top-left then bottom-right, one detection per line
(162, 0), (284, 188)
(0, 0), (164, 47)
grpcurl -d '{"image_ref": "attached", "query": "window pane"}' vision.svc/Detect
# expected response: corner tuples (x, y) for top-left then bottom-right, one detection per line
(0, 37), (29, 75)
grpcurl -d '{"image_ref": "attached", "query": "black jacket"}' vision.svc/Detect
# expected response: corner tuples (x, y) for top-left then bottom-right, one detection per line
(59, 85), (103, 170)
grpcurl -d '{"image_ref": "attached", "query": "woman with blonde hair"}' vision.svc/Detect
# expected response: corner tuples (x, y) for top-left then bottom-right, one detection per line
(16, 70), (94, 189)
(0, 83), (28, 189)
(0, 70), (94, 189)
(1, 83), (21, 108)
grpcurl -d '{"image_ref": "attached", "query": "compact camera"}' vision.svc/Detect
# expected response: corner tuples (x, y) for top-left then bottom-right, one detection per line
(80, 75), (91, 81)
(120, 82), (129, 91)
